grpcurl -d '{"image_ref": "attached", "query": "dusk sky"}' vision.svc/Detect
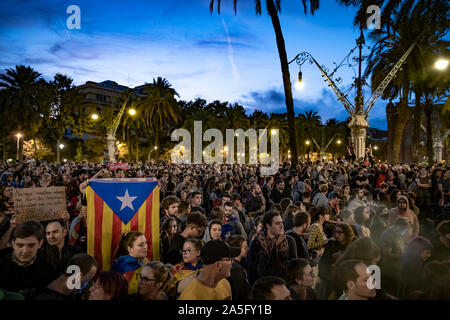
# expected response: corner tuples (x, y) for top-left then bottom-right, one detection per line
(0, 0), (390, 129)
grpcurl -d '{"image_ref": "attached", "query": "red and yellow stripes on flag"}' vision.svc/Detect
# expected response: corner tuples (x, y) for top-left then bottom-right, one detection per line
(86, 185), (160, 271)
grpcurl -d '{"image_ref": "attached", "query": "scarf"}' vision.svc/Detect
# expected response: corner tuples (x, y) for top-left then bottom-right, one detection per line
(256, 229), (289, 266)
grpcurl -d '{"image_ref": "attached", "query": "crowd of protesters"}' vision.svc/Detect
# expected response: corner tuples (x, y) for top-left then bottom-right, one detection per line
(0, 156), (449, 300)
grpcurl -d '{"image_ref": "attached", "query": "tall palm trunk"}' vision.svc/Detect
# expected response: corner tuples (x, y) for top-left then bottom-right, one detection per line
(127, 126), (131, 163)
(411, 89), (423, 163)
(56, 139), (61, 163)
(267, 0), (298, 166)
(392, 88), (410, 164)
(424, 98), (433, 163)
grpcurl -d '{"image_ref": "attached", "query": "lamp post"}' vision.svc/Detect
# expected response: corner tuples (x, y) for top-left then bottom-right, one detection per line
(148, 145), (158, 163)
(288, 29), (419, 162)
(305, 140), (311, 162)
(15, 133), (22, 161)
(57, 143), (64, 163)
(105, 102), (137, 163)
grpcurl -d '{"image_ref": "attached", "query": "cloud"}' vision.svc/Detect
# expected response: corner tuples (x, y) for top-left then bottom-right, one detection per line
(49, 40), (101, 60)
(23, 57), (56, 64)
(239, 87), (387, 130)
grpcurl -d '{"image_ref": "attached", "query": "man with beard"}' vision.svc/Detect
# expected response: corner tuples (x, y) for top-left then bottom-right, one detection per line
(270, 179), (289, 205)
(245, 184), (266, 219)
(248, 211), (297, 284)
(387, 195), (420, 241)
(222, 202), (246, 240)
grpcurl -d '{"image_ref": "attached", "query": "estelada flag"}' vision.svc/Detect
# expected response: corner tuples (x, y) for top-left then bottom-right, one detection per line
(86, 178), (160, 271)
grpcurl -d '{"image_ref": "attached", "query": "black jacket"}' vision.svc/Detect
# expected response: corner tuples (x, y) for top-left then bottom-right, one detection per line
(164, 233), (186, 265)
(40, 242), (82, 275)
(0, 248), (57, 300)
(285, 229), (310, 261)
(318, 240), (345, 281)
(248, 234), (297, 284)
(227, 260), (250, 300)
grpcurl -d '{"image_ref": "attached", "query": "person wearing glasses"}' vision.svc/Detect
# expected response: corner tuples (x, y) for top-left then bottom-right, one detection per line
(134, 261), (176, 300)
(165, 211), (208, 265)
(88, 271), (129, 300)
(172, 239), (204, 297)
(178, 240), (240, 300)
(318, 223), (355, 300)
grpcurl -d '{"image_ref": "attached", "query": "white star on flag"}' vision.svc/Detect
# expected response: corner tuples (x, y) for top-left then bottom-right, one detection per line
(116, 189), (137, 211)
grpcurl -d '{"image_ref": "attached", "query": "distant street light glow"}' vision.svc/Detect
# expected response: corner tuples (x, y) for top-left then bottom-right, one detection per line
(435, 59), (448, 70)
(128, 108), (136, 116)
(91, 113), (99, 120)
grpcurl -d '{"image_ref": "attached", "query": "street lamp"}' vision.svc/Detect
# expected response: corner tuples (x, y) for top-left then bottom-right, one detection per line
(337, 140), (342, 145)
(91, 113), (99, 120)
(288, 29), (419, 162)
(305, 140), (311, 161)
(128, 108), (137, 116)
(435, 59), (448, 70)
(15, 133), (22, 161)
(374, 146), (378, 150)
(59, 143), (64, 150)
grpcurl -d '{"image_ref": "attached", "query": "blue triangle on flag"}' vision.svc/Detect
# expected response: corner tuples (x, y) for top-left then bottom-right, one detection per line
(90, 180), (157, 225)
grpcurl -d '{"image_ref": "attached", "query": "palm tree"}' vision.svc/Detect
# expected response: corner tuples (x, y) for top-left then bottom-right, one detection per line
(359, 0), (448, 163)
(140, 77), (181, 159)
(0, 65), (46, 162)
(210, 0), (320, 166)
(339, 0), (449, 163)
(297, 110), (321, 139)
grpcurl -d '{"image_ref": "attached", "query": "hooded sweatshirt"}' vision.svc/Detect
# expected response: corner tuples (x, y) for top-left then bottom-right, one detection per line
(387, 195), (420, 240)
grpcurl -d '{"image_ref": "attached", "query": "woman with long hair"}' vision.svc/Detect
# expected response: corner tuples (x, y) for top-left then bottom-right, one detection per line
(318, 223), (355, 299)
(160, 217), (178, 264)
(136, 261), (176, 300)
(88, 271), (129, 300)
(111, 231), (149, 295)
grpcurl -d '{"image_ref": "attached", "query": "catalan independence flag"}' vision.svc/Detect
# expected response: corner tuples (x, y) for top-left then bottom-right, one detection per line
(86, 178), (160, 271)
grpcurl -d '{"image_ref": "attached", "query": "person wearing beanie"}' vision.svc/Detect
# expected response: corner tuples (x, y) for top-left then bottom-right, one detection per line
(387, 195), (420, 241)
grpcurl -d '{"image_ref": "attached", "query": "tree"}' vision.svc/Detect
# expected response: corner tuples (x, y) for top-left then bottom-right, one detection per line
(42, 73), (85, 162)
(210, 0), (320, 166)
(0, 65), (47, 162)
(140, 77), (181, 160)
(339, 0), (449, 163)
(363, 1), (447, 163)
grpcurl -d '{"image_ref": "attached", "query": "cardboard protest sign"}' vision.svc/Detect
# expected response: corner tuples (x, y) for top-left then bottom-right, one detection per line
(14, 186), (66, 224)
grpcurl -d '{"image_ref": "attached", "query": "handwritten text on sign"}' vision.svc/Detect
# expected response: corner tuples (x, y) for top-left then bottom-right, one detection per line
(14, 187), (66, 224)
